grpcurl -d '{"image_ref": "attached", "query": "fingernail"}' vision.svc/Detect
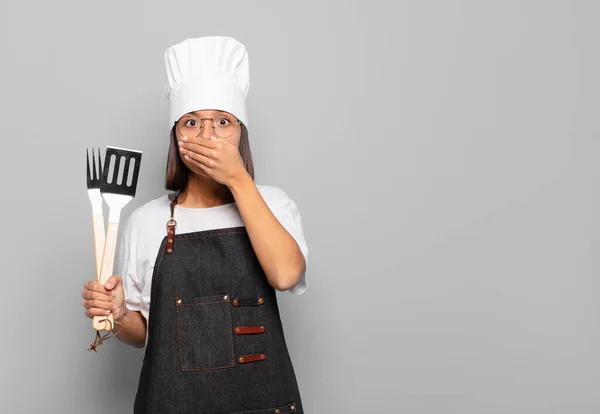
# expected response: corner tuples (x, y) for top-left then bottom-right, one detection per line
(209, 136), (216, 141)
(105, 309), (111, 314)
(182, 136), (188, 141)
(105, 283), (113, 289)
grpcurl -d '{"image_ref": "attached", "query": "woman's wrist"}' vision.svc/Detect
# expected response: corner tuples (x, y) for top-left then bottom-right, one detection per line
(110, 307), (147, 348)
(227, 170), (253, 195)
(114, 306), (129, 326)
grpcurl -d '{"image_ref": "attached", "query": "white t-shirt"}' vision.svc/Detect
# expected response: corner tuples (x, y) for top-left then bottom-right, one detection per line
(114, 184), (308, 332)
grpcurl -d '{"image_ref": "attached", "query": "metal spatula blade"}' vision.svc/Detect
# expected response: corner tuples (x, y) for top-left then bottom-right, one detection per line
(93, 145), (142, 331)
(100, 145), (142, 222)
(101, 145), (142, 196)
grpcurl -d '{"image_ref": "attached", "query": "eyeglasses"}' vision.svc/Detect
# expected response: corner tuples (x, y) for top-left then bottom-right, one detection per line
(175, 113), (241, 138)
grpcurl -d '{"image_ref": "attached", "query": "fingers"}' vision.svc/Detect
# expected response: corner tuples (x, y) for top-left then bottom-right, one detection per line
(104, 274), (122, 290)
(179, 141), (217, 158)
(85, 307), (112, 319)
(83, 280), (109, 294)
(181, 139), (217, 152)
(183, 150), (214, 168)
(180, 135), (218, 148)
(82, 295), (113, 319)
(82, 285), (110, 301)
(179, 146), (214, 164)
(82, 277), (122, 320)
(81, 289), (111, 301)
(82, 298), (113, 311)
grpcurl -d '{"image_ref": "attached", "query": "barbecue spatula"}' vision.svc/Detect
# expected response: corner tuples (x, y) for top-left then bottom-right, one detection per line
(93, 145), (142, 331)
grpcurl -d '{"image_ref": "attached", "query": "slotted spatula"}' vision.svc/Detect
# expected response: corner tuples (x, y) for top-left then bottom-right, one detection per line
(93, 145), (142, 331)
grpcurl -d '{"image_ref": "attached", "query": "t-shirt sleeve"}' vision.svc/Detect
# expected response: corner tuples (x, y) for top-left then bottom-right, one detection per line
(114, 214), (143, 311)
(265, 187), (309, 295)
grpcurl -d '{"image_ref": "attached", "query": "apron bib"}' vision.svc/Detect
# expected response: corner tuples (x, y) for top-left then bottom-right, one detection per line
(133, 194), (303, 414)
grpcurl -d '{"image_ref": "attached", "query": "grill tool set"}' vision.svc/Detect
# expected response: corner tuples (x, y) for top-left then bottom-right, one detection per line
(85, 146), (142, 351)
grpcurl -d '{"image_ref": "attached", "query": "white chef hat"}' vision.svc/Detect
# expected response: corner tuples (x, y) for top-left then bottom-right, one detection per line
(164, 36), (250, 129)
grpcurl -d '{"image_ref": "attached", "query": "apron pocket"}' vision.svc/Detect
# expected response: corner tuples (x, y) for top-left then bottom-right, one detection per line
(174, 293), (235, 371)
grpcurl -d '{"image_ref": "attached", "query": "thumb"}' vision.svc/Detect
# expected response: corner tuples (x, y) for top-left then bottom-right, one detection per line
(104, 275), (122, 290)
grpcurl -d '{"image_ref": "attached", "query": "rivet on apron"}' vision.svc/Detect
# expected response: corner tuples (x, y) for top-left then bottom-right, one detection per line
(258, 297), (264, 304)
(176, 299), (181, 304)
(223, 295), (228, 300)
(274, 409), (280, 414)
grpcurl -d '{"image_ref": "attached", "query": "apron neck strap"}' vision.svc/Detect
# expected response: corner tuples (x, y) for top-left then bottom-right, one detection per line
(169, 192), (179, 219)
(166, 192), (179, 254)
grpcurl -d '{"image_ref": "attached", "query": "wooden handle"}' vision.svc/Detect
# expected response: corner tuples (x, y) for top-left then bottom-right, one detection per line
(92, 215), (105, 281)
(93, 312), (114, 332)
(93, 221), (119, 331)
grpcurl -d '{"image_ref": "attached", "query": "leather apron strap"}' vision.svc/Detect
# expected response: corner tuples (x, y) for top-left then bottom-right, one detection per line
(165, 192), (179, 254)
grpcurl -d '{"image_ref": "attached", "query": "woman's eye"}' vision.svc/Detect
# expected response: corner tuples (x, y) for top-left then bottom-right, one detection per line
(218, 118), (230, 126)
(185, 119), (196, 127)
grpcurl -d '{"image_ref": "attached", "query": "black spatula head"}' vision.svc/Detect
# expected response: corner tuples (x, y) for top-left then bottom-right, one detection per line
(101, 146), (143, 197)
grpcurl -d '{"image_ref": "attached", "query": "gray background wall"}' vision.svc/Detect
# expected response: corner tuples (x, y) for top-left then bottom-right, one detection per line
(0, 1), (598, 413)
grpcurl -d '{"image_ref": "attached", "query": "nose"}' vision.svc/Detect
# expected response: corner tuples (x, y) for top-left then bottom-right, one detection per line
(199, 118), (213, 139)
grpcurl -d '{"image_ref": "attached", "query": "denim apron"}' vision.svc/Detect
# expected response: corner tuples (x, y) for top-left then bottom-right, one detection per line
(133, 194), (303, 414)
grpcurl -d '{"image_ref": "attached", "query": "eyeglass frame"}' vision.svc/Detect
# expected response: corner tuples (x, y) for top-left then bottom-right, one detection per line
(174, 114), (242, 138)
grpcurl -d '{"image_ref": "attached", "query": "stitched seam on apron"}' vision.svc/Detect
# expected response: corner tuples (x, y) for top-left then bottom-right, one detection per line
(227, 294), (235, 370)
(174, 299), (185, 371)
(264, 302), (274, 408)
(147, 241), (167, 355)
(181, 364), (235, 372)
(177, 301), (228, 306)
(174, 229), (246, 241)
(226, 402), (296, 414)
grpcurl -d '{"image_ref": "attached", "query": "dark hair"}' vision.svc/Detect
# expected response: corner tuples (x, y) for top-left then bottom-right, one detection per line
(165, 122), (254, 191)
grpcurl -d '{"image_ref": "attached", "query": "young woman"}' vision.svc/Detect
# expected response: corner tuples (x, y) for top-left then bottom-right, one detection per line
(81, 36), (308, 413)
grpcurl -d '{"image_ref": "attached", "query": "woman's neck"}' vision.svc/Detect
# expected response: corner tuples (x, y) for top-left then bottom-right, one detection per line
(177, 175), (234, 208)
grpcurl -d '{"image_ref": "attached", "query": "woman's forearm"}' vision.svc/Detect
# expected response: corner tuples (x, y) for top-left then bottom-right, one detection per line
(228, 174), (305, 291)
(113, 308), (147, 348)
